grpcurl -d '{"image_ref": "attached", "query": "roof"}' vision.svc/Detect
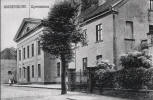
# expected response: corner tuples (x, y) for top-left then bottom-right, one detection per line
(79, 0), (125, 23)
(14, 18), (42, 42)
(1, 47), (17, 60)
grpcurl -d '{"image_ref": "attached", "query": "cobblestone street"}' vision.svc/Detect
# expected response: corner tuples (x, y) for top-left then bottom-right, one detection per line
(1, 85), (129, 100)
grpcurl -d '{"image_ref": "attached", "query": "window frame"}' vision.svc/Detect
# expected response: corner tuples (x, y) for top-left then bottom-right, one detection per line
(38, 64), (41, 77)
(32, 44), (34, 57)
(82, 57), (88, 71)
(125, 21), (134, 39)
(19, 50), (21, 61)
(57, 62), (60, 77)
(96, 23), (103, 42)
(32, 65), (34, 78)
(38, 41), (41, 55)
(27, 46), (30, 58)
(150, 0), (153, 10)
(23, 48), (26, 59)
(82, 29), (88, 46)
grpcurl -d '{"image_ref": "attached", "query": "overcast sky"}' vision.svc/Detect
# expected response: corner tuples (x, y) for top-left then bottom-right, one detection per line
(1, 0), (55, 51)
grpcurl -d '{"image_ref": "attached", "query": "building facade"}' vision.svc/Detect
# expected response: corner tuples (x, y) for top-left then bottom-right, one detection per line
(68, 0), (153, 83)
(14, 18), (62, 84)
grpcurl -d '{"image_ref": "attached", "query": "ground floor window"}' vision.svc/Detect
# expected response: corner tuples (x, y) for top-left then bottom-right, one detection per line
(23, 68), (26, 78)
(19, 68), (21, 78)
(38, 64), (41, 77)
(57, 62), (60, 77)
(32, 65), (34, 78)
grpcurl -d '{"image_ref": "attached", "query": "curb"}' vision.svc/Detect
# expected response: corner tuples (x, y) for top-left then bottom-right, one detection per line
(4, 84), (61, 90)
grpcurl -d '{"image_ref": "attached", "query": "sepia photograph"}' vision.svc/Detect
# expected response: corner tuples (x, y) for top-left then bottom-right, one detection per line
(1, 0), (153, 100)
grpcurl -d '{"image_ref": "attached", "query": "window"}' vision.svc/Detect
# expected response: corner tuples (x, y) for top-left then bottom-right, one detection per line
(82, 57), (87, 72)
(19, 50), (21, 61)
(19, 68), (21, 78)
(27, 46), (29, 58)
(148, 25), (153, 45)
(96, 55), (102, 64)
(57, 62), (60, 77)
(38, 41), (41, 55)
(38, 64), (41, 77)
(23, 67), (26, 78)
(150, 0), (153, 10)
(23, 48), (26, 59)
(82, 29), (88, 46)
(32, 65), (34, 78)
(32, 44), (34, 57)
(96, 24), (103, 42)
(126, 21), (134, 39)
(141, 40), (148, 50)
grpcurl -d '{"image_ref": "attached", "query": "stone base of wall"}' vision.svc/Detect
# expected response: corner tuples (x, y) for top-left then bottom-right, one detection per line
(17, 82), (59, 85)
(94, 88), (153, 100)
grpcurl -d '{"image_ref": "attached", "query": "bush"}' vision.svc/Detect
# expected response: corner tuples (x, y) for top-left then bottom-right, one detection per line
(116, 67), (147, 89)
(94, 51), (153, 90)
(118, 51), (153, 89)
(120, 51), (152, 69)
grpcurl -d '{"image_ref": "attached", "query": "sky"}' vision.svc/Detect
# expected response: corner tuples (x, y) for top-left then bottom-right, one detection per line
(1, 0), (55, 51)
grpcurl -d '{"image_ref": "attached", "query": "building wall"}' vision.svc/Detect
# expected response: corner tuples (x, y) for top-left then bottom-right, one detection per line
(1, 59), (17, 83)
(114, 0), (150, 66)
(70, 0), (151, 75)
(17, 27), (45, 83)
(70, 14), (114, 75)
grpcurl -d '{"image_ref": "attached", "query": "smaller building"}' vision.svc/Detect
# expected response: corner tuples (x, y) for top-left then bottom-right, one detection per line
(1, 48), (17, 83)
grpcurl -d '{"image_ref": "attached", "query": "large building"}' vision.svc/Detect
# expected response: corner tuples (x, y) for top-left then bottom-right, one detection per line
(14, 18), (62, 84)
(68, 0), (153, 83)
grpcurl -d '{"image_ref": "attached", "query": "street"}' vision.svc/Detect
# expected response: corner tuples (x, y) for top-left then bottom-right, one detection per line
(1, 85), (129, 100)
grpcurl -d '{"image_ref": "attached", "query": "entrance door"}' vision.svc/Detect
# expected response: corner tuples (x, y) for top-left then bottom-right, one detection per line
(27, 66), (30, 82)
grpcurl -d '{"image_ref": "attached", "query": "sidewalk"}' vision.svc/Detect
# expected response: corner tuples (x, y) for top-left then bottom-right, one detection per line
(5, 83), (61, 90)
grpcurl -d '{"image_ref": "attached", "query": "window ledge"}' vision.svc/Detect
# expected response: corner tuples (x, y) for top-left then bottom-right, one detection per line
(95, 40), (103, 43)
(124, 38), (135, 41)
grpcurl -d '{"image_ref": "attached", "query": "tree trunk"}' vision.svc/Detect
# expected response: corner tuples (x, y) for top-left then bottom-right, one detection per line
(61, 54), (67, 94)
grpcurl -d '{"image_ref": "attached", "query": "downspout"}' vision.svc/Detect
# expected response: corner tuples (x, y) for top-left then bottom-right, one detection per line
(112, 10), (118, 69)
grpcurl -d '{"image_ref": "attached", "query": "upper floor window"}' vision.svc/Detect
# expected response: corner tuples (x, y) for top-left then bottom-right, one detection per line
(57, 62), (60, 77)
(23, 48), (26, 59)
(19, 50), (21, 61)
(32, 44), (34, 57)
(38, 41), (41, 55)
(27, 46), (30, 58)
(82, 29), (88, 46)
(96, 24), (103, 42)
(150, 0), (153, 10)
(126, 21), (134, 39)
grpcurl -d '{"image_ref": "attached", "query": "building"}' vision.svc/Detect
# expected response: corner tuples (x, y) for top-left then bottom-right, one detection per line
(1, 48), (17, 83)
(68, 0), (153, 83)
(14, 18), (62, 84)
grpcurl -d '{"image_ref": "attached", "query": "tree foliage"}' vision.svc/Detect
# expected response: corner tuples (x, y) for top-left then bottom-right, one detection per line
(41, 1), (83, 60)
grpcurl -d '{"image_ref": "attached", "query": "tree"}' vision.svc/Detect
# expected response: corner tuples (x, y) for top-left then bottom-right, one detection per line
(40, 1), (83, 94)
